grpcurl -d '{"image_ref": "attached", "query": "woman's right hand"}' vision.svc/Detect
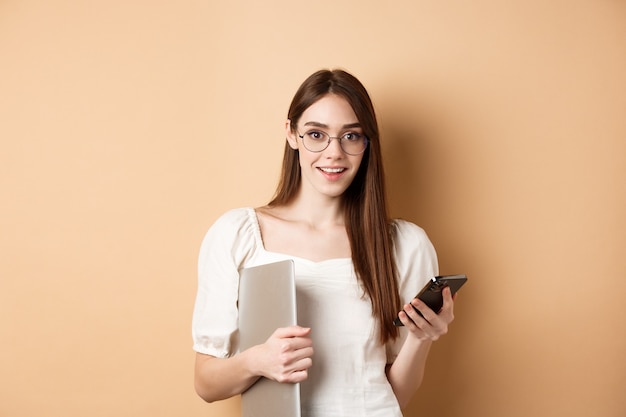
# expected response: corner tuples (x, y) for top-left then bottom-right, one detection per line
(252, 325), (314, 384)
(194, 325), (313, 402)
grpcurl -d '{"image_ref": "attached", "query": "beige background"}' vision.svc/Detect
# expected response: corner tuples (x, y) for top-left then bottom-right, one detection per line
(1, 1), (625, 416)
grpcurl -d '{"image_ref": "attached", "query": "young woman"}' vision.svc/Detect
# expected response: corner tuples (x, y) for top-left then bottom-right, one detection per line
(192, 69), (455, 416)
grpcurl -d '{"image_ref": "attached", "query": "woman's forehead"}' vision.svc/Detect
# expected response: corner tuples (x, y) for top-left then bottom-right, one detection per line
(299, 94), (359, 127)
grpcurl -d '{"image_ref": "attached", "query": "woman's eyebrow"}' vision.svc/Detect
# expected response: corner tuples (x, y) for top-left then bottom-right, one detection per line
(303, 121), (328, 128)
(303, 121), (362, 129)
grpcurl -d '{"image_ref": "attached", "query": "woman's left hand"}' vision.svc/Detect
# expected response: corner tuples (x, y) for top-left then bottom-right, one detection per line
(397, 286), (455, 341)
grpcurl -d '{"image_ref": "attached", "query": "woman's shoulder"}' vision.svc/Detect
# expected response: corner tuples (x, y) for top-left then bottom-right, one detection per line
(203, 207), (259, 241)
(390, 218), (430, 244)
(213, 206), (255, 223)
(390, 217), (438, 265)
(391, 217), (439, 288)
(199, 207), (262, 264)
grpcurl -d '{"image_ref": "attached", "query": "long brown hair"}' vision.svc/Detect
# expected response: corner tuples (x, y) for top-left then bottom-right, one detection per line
(268, 69), (401, 344)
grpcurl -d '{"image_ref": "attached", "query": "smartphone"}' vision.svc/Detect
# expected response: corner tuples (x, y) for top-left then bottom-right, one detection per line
(393, 274), (467, 326)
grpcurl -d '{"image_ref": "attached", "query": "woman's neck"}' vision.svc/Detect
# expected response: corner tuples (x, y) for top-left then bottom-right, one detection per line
(281, 193), (345, 229)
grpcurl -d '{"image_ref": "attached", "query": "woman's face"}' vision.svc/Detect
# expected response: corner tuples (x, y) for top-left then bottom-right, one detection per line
(286, 94), (365, 201)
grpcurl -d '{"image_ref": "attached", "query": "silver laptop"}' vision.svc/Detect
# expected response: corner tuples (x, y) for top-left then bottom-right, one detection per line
(238, 260), (301, 417)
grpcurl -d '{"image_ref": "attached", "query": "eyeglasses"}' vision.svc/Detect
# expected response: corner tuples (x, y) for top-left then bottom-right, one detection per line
(297, 129), (369, 155)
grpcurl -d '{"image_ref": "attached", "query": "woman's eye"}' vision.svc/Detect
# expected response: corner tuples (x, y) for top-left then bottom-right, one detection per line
(307, 131), (325, 140)
(343, 133), (361, 142)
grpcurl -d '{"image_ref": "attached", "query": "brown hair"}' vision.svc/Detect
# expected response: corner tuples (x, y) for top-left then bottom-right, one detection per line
(268, 69), (401, 344)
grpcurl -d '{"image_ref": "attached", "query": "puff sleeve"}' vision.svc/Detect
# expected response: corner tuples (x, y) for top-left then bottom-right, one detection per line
(191, 208), (258, 357)
(385, 219), (439, 363)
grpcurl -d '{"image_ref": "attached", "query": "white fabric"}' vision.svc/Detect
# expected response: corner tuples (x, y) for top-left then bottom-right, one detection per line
(192, 207), (438, 417)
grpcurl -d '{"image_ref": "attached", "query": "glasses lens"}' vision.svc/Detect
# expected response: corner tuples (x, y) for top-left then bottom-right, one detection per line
(340, 133), (367, 155)
(302, 131), (329, 152)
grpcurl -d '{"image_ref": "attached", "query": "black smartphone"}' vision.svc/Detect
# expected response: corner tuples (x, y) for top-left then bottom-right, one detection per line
(393, 274), (468, 326)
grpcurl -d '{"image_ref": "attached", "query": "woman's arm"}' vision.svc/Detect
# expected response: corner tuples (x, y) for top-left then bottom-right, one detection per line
(194, 326), (314, 403)
(386, 286), (455, 409)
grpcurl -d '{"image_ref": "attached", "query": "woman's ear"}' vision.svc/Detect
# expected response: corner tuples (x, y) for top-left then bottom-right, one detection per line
(285, 119), (298, 150)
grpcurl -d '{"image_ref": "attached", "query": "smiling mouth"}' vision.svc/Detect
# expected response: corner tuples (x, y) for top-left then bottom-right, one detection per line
(318, 167), (346, 173)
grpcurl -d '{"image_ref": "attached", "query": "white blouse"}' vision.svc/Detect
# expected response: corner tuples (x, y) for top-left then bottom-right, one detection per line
(192, 207), (438, 417)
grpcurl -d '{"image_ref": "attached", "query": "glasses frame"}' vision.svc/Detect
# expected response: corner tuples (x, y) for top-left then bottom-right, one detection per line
(296, 129), (369, 156)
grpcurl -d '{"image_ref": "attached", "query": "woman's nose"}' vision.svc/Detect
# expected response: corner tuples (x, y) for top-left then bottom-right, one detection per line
(324, 137), (345, 156)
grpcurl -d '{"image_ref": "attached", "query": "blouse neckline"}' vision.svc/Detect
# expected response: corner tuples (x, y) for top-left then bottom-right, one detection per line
(247, 207), (352, 266)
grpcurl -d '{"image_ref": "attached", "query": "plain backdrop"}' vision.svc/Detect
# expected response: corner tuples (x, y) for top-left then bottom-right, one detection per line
(1, 1), (625, 416)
